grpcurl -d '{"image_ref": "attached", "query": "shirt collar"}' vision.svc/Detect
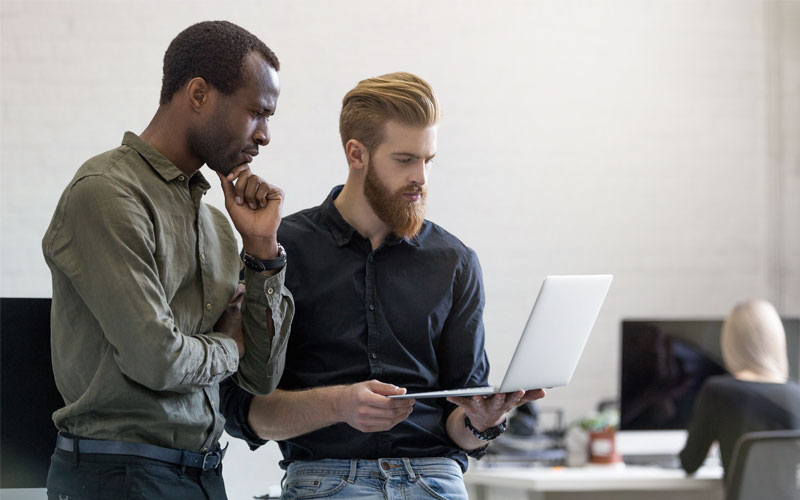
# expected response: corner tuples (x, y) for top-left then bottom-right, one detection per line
(321, 185), (422, 248)
(121, 131), (211, 191)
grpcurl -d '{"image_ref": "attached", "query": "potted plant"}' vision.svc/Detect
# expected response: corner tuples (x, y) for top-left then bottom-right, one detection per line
(577, 409), (621, 464)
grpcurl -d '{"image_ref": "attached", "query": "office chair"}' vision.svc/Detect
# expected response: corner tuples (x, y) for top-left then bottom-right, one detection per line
(726, 429), (800, 500)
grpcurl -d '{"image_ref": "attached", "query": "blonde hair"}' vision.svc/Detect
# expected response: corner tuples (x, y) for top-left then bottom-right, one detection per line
(339, 71), (439, 153)
(721, 299), (789, 381)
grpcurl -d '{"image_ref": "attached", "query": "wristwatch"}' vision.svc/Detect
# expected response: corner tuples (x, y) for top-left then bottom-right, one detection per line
(464, 415), (507, 441)
(240, 244), (286, 272)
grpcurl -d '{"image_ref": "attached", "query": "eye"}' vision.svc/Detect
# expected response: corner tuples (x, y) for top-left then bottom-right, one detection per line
(397, 158), (413, 164)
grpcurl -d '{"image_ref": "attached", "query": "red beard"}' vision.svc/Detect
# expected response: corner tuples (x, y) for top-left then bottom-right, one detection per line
(363, 163), (427, 239)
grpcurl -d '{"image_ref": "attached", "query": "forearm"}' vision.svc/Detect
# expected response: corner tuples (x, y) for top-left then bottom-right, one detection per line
(446, 406), (492, 451)
(679, 423), (714, 473)
(679, 389), (716, 474)
(248, 386), (344, 441)
(234, 266), (294, 394)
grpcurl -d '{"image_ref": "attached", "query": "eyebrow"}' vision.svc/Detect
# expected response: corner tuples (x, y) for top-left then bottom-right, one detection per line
(392, 152), (437, 161)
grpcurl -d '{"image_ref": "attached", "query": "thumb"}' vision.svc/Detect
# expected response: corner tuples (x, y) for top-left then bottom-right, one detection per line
(367, 380), (407, 396)
(216, 171), (236, 204)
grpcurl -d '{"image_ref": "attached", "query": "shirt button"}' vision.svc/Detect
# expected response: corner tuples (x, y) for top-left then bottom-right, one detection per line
(369, 304), (375, 311)
(267, 287), (274, 295)
(199, 253), (205, 261)
(210, 401), (215, 407)
(206, 303), (212, 310)
(371, 353), (378, 359)
(381, 462), (390, 470)
(178, 175), (186, 182)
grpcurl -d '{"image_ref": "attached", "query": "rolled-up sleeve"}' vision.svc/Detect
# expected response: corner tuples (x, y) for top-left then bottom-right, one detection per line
(219, 377), (269, 450)
(233, 266), (294, 395)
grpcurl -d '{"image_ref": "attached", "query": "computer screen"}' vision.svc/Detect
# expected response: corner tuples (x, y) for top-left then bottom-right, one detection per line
(1, 297), (61, 489)
(620, 318), (800, 431)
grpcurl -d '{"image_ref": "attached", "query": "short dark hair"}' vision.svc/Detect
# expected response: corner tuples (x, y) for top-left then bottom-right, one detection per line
(159, 21), (280, 105)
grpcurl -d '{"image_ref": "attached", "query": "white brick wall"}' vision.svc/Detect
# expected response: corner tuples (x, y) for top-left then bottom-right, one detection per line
(2, 1), (798, 498)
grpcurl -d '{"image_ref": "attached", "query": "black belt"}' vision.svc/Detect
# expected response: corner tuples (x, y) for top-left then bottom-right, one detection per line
(56, 434), (226, 471)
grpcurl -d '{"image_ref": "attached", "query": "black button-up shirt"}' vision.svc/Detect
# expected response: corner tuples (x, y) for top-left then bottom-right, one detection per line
(221, 185), (489, 470)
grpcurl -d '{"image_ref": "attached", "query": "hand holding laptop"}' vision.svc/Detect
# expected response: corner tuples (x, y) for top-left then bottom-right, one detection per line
(446, 388), (547, 431)
(338, 380), (415, 433)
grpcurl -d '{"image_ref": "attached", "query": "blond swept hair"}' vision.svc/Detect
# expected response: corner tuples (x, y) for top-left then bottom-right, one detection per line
(339, 72), (439, 153)
(721, 299), (789, 381)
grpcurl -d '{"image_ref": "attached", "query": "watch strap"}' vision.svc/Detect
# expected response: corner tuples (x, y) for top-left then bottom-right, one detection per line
(464, 415), (507, 441)
(240, 244), (286, 272)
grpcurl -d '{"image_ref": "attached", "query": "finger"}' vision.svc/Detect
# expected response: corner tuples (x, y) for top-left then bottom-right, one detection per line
(362, 411), (411, 428)
(226, 164), (251, 182)
(255, 180), (270, 208)
(217, 172), (236, 205)
(382, 398), (415, 410)
(498, 400), (523, 416)
(520, 389), (546, 402)
(359, 405), (414, 420)
(231, 165), (253, 205)
(507, 390), (527, 410)
(472, 400), (507, 418)
(366, 380), (408, 397)
(266, 185), (284, 203)
(366, 395), (415, 411)
(488, 393), (506, 406)
(362, 389), (415, 409)
(497, 390), (523, 407)
(243, 175), (261, 210)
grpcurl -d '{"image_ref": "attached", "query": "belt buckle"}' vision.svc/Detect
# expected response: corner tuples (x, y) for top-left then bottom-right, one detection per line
(201, 450), (221, 471)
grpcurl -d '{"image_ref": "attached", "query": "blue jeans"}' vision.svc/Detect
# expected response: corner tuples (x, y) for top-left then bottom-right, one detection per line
(280, 457), (468, 500)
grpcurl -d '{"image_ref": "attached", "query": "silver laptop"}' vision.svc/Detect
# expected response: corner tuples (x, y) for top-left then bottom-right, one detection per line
(389, 274), (613, 399)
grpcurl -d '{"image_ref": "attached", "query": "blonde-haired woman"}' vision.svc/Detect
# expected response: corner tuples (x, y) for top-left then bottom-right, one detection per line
(680, 300), (800, 477)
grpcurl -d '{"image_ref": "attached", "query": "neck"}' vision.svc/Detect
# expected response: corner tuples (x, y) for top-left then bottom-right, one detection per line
(139, 106), (203, 177)
(334, 179), (391, 250)
(734, 369), (785, 383)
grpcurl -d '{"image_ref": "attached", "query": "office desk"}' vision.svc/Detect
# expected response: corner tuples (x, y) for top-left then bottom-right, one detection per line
(464, 463), (724, 500)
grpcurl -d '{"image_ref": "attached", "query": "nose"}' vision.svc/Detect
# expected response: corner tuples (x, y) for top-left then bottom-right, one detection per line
(410, 159), (428, 187)
(253, 121), (270, 147)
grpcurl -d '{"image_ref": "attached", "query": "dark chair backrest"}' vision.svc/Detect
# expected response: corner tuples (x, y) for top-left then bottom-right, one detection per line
(726, 429), (800, 500)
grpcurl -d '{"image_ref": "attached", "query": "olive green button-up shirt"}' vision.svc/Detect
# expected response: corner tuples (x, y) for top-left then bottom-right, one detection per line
(42, 132), (293, 452)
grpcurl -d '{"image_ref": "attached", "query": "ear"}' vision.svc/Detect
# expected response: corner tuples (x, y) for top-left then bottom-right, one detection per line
(185, 77), (211, 112)
(345, 139), (368, 171)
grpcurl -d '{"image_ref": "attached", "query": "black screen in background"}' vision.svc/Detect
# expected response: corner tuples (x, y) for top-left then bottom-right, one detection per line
(1, 297), (61, 489)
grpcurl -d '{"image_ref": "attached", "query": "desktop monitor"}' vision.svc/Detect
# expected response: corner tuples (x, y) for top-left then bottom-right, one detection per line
(1, 298), (61, 489)
(620, 318), (800, 431)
